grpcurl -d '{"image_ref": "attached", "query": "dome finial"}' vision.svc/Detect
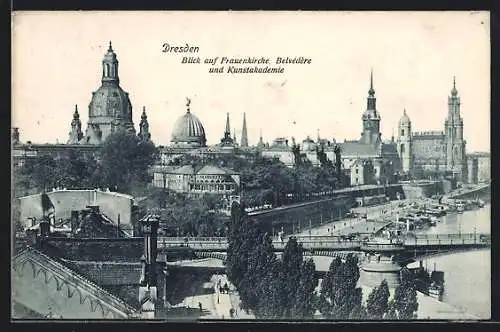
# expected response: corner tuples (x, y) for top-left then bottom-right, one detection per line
(186, 97), (191, 113)
(403, 108), (407, 115)
(108, 41), (113, 52)
(74, 104), (79, 118)
(451, 76), (458, 96)
(142, 106), (147, 119)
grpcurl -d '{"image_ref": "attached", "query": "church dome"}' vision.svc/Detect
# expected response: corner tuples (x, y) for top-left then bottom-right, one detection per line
(82, 42), (135, 145)
(171, 100), (206, 147)
(399, 109), (411, 125)
(88, 85), (132, 120)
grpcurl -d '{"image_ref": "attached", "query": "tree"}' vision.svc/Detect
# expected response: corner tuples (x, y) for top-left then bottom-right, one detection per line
(393, 267), (419, 319)
(366, 279), (390, 319)
(98, 130), (157, 194)
(226, 202), (255, 288)
(291, 258), (318, 319)
(241, 231), (279, 316)
(279, 237), (304, 318)
(319, 254), (362, 320)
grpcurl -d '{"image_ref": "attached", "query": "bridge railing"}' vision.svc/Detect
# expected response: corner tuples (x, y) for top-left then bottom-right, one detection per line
(158, 237), (225, 242)
(279, 240), (362, 249)
(403, 237), (489, 246)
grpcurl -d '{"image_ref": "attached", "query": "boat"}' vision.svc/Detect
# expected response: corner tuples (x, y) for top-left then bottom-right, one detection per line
(428, 269), (445, 301)
(456, 203), (465, 213)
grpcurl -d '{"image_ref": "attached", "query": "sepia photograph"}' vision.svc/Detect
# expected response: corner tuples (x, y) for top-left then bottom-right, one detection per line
(11, 11), (491, 321)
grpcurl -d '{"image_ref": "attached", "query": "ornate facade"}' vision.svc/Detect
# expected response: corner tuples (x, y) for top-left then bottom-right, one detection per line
(396, 77), (468, 182)
(81, 42), (136, 144)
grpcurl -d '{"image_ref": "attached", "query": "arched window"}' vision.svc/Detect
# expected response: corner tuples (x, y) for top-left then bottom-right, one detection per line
(400, 144), (405, 155)
(104, 64), (110, 77)
(401, 129), (405, 137)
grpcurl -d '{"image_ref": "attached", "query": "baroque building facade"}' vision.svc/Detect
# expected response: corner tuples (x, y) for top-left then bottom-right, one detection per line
(260, 71), (400, 187)
(396, 78), (468, 182)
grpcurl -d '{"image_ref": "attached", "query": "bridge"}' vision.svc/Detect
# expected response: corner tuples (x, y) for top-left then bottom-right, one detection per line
(156, 233), (490, 254)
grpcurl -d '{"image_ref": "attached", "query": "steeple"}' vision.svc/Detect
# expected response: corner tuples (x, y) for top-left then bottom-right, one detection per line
(138, 106), (151, 142)
(233, 129), (237, 143)
(451, 76), (458, 96)
(240, 112), (248, 147)
(102, 41), (119, 85)
(257, 128), (265, 148)
(225, 112), (231, 135)
(367, 68), (376, 110)
(220, 112), (235, 146)
(68, 104), (83, 144)
(369, 68), (375, 96)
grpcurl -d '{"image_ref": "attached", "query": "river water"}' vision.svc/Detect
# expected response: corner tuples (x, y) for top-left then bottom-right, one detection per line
(408, 203), (491, 319)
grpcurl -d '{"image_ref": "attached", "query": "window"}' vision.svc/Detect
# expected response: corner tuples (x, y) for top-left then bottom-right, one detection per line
(401, 129), (405, 136)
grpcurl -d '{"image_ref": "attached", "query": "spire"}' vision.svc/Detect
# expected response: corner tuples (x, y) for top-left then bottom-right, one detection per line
(317, 128), (320, 142)
(366, 69), (377, 111)
(69, 104), (83, 144)
(108, 41), (113, 52)
(233, 129), (237, 142)
(186, 97), (191, 113)
(138, 106), (150, 142)
(73, 104), (79, 118)
(225, 112), (231, 134)
(368, 68), (375, 96)
(451, 76), (458, 96)
(240, 112), (248, 147)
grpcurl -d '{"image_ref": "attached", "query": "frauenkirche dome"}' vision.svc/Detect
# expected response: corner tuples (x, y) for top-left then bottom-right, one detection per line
(82, 41), (135, 144)
(171, 98), (207, 147)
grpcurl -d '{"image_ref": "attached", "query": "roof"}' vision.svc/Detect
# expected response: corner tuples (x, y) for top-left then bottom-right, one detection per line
(338, 141), (379, 157)
(62, 260), (143, 286)
(171, 165), (195, 175)
(12, 247), (138, 317)
(18, 189), (133, 201)
(381, 142), (399, 155)
(197, 165), (236, 175)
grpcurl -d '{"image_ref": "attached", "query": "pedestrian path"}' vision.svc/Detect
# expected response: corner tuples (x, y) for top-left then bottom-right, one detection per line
(209, 274), (255, 320)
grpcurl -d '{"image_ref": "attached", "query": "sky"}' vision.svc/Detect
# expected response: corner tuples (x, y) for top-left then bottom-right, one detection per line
(12, 11), (490, 152)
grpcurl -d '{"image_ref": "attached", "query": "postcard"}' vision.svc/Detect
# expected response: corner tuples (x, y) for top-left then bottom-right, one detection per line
(11, 11), (490, 321)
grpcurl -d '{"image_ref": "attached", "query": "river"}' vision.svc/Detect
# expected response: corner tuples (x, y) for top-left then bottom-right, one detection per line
(408, 203), (491, 319)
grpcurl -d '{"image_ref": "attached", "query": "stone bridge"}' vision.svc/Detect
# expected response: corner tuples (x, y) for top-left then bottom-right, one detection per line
(156, 233), (490, 255)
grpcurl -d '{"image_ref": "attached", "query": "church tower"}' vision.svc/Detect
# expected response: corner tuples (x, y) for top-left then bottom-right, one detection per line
(85, 41), (135, 144)
(68, 104), (84, 144)
(220, 113), (234, 146)
(240, 112), (248, 147)
(360, 70), (382, 146)
(397, 109), (412, 174)
(138, 106), (151, 142)
(445, 77), (467, 181)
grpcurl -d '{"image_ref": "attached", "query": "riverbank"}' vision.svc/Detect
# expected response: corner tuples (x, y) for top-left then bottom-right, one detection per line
(285, 199), (408, 240)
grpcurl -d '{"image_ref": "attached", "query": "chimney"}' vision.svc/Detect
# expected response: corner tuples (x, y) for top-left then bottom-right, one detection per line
(39, 220), (50, 237)
(138, 214), (160, 318)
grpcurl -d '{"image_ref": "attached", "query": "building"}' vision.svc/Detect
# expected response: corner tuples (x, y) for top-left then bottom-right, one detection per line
(12, 215), (168, 319)
(17, 189), (135, 235)
(12, 42), (150, 167)
(468, 152), (490, 183)
(152, 164), (240, 196)
(466, 155), (479, 184)
(397, 77), (468, 182)
(260, 70), (400, 187)
(74, 42), (137, 144)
